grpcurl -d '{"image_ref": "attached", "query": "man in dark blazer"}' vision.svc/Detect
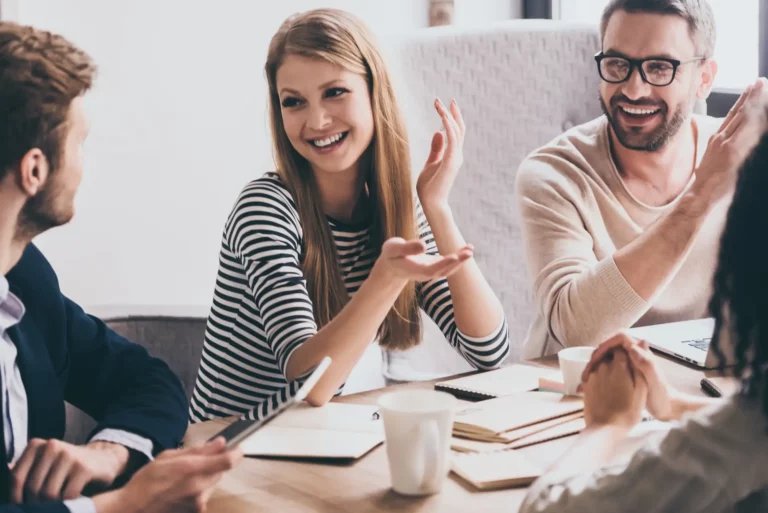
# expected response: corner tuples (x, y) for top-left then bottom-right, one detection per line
(0, 21), (241, 513)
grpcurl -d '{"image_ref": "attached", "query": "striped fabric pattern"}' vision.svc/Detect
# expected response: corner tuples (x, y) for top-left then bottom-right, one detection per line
(189, 173), (509, 423)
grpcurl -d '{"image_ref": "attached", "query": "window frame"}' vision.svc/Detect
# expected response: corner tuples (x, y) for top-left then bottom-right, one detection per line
(526, 0), (768, 116)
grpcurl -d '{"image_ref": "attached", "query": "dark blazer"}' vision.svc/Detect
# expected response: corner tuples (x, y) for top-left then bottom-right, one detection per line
(0, 243), (188, 511)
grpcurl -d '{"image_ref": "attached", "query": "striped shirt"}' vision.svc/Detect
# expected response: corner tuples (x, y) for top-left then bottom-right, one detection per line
(189, 173), (509, 422)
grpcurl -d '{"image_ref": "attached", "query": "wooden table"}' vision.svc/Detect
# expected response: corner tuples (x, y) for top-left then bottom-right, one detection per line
(184, 354), (718, 513)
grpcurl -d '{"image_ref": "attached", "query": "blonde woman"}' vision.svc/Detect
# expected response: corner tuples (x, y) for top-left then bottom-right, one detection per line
(189, 9), (509, 421)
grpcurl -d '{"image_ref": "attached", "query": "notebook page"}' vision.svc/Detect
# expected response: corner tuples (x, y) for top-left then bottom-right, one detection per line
(451, 450), (541, 490)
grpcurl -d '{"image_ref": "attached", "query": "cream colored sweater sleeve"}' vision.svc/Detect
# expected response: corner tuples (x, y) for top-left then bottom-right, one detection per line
(515, 153), (648, 349)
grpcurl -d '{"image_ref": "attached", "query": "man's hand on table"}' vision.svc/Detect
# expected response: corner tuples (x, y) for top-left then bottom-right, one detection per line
(10, 439), (133, 503)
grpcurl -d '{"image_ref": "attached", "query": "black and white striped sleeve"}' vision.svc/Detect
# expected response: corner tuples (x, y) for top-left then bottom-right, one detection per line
(414, 203), (510, 370)
(225, 182), (318, 377)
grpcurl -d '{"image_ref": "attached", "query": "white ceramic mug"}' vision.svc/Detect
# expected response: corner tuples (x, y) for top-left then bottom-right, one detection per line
(558, 346), (596, 396)
(377, 389), (457, 496)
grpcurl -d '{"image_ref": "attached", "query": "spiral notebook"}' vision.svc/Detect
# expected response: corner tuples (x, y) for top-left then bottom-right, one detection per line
(434, 364), (561, 400)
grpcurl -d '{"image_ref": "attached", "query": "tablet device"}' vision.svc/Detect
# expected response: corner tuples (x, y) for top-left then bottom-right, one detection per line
(208, 356), (332, 448)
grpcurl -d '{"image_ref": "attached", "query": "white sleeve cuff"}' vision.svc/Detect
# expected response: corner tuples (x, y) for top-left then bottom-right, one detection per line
(90, 428), (154, 461)
(64, 497), (97, 513)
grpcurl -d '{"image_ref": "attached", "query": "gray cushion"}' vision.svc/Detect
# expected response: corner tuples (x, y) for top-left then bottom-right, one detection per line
(64, 316), (206, 445)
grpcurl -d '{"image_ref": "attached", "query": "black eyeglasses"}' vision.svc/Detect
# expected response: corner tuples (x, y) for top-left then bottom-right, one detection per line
(594, 52), (706, 87)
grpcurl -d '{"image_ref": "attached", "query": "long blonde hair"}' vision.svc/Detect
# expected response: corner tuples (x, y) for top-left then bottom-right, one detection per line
(265, 9), (421, 350)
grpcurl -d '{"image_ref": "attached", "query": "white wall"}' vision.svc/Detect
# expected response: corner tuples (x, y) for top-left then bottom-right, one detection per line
(1, 0), (20, 20)
(11, 0), (517, 316)
(455, 0), (522, 25)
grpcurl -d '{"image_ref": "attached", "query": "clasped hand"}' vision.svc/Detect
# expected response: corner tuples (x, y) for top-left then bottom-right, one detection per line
(580, 332), (682, 428)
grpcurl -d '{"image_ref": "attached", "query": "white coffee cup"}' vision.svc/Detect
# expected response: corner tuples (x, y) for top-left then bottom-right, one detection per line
(377, 389), (457, 496)
(558, 346), (596, 396)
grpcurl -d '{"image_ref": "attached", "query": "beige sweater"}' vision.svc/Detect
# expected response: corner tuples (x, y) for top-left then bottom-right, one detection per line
(516, 115), (727, 358)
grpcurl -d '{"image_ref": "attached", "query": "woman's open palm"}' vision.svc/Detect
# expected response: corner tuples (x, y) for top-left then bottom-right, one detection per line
(380, 237), (472, 282)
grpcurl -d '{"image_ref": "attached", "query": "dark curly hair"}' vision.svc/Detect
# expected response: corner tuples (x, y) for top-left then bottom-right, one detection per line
(709, 131), (768, 419)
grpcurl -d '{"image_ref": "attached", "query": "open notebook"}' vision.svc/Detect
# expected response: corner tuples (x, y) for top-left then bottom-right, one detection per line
(239, 402), (384, 460)
(452, 450), (542, 490)
(435, 364), (561, 400)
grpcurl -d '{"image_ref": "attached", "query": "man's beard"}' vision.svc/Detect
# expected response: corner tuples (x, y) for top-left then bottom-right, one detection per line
(16, 180), (73, 240)
(600, 94), (688, 152)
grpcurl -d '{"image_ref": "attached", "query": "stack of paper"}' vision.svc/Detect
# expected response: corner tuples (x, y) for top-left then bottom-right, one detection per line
(448, 391), (585, 490)
(452, 416), (586, 453)
(452, 391), (584, 442)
